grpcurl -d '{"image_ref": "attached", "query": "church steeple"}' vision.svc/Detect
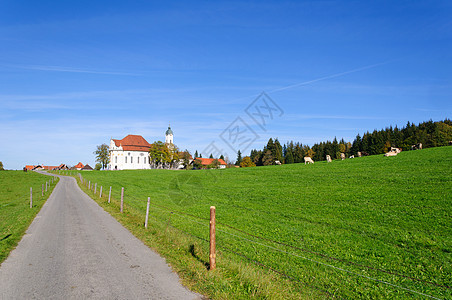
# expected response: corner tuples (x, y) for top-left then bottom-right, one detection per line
(165, 124), (173, 144)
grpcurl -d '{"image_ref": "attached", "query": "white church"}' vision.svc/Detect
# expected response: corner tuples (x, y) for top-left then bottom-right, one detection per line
(108, 126), (174, 170)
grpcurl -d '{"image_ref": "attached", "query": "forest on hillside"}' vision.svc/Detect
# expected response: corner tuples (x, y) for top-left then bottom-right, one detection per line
(246, 119), (452, 165)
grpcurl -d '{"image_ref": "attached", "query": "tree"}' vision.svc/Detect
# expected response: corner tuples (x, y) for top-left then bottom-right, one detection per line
(274, 139), (283, 162)
(240, 156), (256, 167)
(95, 163), (102, 171)
(94, 144), (109, 170)
(193, 158), (203, 169)
(208, 159), (221, 169)
(181, 150), (192, 169)
(220, 154), (225, 161)
(285, 149), (294, 164)
(194, 150), (199, 158)
(149, 141), (180, 168)
(262, 150), (274, 166)
(209, 153), (214, 158)
(236, 150), (242, 166)
(0, 161), (4, 171)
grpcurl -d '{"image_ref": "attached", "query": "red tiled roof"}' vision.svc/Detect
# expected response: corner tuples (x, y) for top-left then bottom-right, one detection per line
(113, 135), (151, 152)
(43, 166), (58, 170)
(74, 162), (84, 169)
(25, 165), (35, 170)
(194, 158), (226, 166)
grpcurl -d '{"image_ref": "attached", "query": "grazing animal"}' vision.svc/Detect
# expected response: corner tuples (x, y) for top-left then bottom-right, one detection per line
(361, 151), (370, 156)
(390, 147), (402, 154)
(349, 155), (354, 159)
(275, 160), (281, 165)
(411, 143), (423, 150)
(326, 155), (332, 163)
(357, 152), (362, 157)
(384, 151), (398, 157)
(304, 157), (314, 164)
(340, 153), (345, 160)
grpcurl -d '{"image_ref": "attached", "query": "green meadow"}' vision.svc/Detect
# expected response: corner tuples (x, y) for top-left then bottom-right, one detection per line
(0, 171), (58, 264)
(72, 146), (450, 299)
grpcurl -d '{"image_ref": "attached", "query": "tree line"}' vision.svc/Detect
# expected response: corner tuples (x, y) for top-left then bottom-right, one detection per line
(245, 119), (452, 166)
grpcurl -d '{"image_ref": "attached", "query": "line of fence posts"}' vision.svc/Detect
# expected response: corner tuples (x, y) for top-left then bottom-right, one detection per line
(85, 181), (218, 271)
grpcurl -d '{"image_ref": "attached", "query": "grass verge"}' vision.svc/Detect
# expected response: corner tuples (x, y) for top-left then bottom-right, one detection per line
(0, 171), (58, 264)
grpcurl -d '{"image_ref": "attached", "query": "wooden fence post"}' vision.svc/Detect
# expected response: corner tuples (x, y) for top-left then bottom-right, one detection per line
(120, 187), (124, 213)
(89, 181), (91, 190)
(99, 186), (103, 198)
(145, 197), (150, 228)
(108, 186), (112, 203)
(210, 206), (216, 270)
(30, 187), (33, 208)
(94, 183), (97, 194)
(42, 184), (44, 196)
(45, 181), (48, 192)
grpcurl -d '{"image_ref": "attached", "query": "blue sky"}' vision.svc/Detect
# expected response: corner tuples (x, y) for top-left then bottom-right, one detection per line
(0, 1), (450, 169)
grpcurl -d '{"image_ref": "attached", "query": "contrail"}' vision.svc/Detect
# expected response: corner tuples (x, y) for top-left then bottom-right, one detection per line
(2, 63), (142, 76)
(269, 61), (392, 93)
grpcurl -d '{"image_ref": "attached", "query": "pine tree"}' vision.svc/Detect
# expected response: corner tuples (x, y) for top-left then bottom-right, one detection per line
(194, 150), (199, 158)
(209, 153), (213, 159)
(235, 150), (242, 166)
(285, 150), (294, 164)
(274, 139), (283, 163)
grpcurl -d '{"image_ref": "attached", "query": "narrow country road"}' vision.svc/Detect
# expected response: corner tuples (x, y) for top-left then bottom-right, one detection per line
(0, 173), (201, 299)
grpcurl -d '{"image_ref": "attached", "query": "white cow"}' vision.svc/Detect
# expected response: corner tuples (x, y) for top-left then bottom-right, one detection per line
(326, 155), (332, 163)
(384, 151), (398, 157)
(349, 155), (354, 159)
(304, 157), (314, 164)
(340, 153), (345, 160)
(357, 152), (362, 157)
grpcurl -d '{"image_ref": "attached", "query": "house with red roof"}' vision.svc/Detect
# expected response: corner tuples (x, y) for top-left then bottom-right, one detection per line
(73, 162), (84, 170)
(193, 157), (227, 169)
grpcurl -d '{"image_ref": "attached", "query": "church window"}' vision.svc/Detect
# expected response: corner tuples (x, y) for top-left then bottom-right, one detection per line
(137, 157), (140, 164)
(125, 157), (127, 163)
(115, 156), (117, 163)
(144, 157), (146, 164)
(131, 157), (133, 163)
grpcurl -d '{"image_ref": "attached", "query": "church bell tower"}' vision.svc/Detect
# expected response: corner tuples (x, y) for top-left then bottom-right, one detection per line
(165, 124), (173, 145)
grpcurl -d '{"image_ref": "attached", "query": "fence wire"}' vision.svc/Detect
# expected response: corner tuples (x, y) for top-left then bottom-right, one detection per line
(76, 178), (448, 298)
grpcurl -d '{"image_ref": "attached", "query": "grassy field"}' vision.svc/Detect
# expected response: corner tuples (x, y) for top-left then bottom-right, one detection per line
(69, 146), (450, 299)
(0, 171), (58, 264)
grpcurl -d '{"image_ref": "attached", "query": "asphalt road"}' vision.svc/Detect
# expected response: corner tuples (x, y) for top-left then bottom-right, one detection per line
(0, 173), (201, 299)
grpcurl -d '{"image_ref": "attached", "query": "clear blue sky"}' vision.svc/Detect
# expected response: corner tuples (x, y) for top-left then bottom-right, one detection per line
(1, 1), (450, 169)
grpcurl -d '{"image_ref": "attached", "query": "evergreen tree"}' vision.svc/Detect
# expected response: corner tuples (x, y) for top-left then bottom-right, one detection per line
(194, 150), (199, 158)
(235, 150), (242, 166)
(262, 150), (274, 166)
(274, 138), (283, 163)
(209, 153), (213, 158)
(285, 149), (294, 164)
(220, 154), (225, 161)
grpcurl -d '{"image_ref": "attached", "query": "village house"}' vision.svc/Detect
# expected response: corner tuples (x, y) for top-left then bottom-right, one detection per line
(193, 157), (227, 169)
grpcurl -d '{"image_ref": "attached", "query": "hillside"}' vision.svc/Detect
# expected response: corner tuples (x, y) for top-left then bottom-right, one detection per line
(74, 146), (451, 299)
